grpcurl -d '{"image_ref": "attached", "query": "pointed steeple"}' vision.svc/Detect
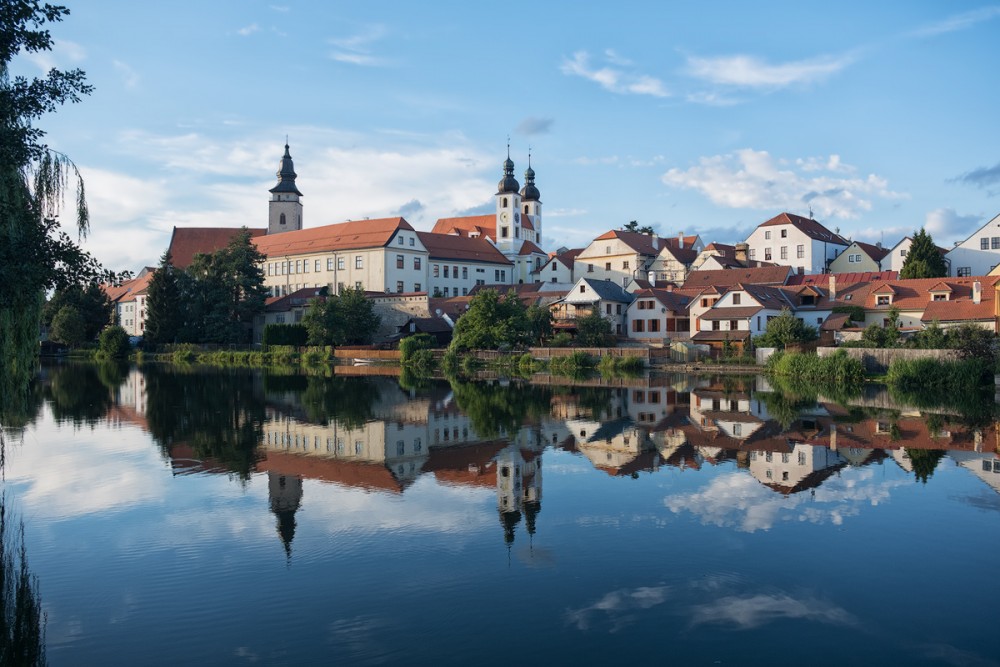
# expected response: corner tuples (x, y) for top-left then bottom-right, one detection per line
(270, 142), (303, 196)
(520, 150), (540, 202)
(497, 140), (520, 194)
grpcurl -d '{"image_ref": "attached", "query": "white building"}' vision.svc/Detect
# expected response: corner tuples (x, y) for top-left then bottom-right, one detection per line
(744, 212), (850, 275)
(945, 213), (1000, 276)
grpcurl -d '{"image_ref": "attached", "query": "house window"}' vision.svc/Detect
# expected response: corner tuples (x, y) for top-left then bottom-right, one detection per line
(337, 257), (345, 270)
(605, 262), (611, 271)
(587, 264), (594, 273)
(443, 287), (449, 297)
(462, 288), (468, 296)
(781, 229), (787, 238)
(337, 282), (345, 294)
(443, 266), (449, 278)
(876, 295), (891, 305)
(398, 236), (404, 245)
(396, 281), (404, 293)
(355, 256), (363, 269)
(712, 320), (720, 331)
(748, 248), (756, 260)
(579, 285), (586, 293)
(314, 259), (320, 271)
(633, 319), (645, 332)
(957, 267), (972, 277)
(765, 247), (772, 260)
(462, 267), (468, 279)
(396, 255), (404, 269)
(414, 283), (421, 292)
(993, 237), (1000, 249)
(616, 304), (622, 314)
(933, 293), (946, 301)
(982, 238), (990, 250)
(432, 265), (439, 277)
(649, 319), (660, 332)
(765, 231), (771, 240)
(729, 320), (739, 330)
(295, 259), (301, 273)
(901, 249), (908, 257)
(623, 261), (630, 269)
(414, 257), (421, 270)
(327, 258), (334, 270)
(797, 245), (805, 258)
(551, 263), (557, 272)
(732, 293), (741, 305)
(354, 281), (362, 290)
(606, 304), (612, 314)
(410, 237), (415, 247)
(780, 246), (788, 260)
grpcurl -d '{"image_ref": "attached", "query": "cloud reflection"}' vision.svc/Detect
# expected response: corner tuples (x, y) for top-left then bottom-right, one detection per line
(691, 594), (856, 630)
(566, 585), (670, 632)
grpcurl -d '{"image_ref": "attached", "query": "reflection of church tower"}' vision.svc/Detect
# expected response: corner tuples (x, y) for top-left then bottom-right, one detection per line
(268, 471), (303, 561)
(268, 142), (303, 234)
(495, 445), (543, 547)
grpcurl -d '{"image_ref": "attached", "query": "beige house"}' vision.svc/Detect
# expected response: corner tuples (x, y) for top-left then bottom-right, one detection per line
(828, 240), (889, 273)
(575, 230), (703, 289)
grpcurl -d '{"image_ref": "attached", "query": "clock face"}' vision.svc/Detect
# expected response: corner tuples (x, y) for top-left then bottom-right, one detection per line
(500, 212), (509, 223)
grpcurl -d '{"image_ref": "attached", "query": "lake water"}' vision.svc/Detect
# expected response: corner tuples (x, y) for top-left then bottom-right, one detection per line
(2, 362), (999, 666)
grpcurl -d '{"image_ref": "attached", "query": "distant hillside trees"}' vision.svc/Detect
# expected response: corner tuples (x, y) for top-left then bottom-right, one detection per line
(900, 228), (947, 279)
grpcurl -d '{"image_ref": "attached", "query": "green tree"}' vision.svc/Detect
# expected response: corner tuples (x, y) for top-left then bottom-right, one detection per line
(753, 309), (818, 348)
(144, 252), (183, 346)
(900, 228), (947, 279)
(49, 304), (85, 347)
(575, 309), (614, 347)
(186, 229), (268, 344)
(1, 3), (109, 411)
(301, 287), (380, 346)
(623, 220), (655, 235)
(947, 323), (997, 365)
(42, 282), (112, 342)
(98, 325), (130, 358)
(525, 303), (553, 345)
(449, 289), (530, 351)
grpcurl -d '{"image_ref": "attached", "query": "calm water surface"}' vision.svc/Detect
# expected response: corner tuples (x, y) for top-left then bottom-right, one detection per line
(2, 362), (999, 666)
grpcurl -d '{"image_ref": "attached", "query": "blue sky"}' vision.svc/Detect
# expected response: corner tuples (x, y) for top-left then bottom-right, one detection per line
(15, 1), (1000, 270)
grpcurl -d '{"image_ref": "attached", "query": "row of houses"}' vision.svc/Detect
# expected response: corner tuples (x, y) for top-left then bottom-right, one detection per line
(104, 142), (1000, 345)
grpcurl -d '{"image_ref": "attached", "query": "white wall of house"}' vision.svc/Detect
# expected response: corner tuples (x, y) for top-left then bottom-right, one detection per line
(745, 224), (846, 275)
(537, 257), (574, 284)
(829, 242), (882, 273)
(575, 239), (646, 287)
(428, 260), (511, 297)
(946, 213), (1000, 277)
(887, 237), (911, 273)
(624, 296), (688, 341)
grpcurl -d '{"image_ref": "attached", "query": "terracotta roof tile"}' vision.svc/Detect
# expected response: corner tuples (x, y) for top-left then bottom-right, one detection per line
(432, 215), (495, 240)
(167, 227), (267, 269)
(416, 232), (512, 265)
(254, 217), (413, 256)
(683, 266), (792, 289)
(758, 212), (850, 245)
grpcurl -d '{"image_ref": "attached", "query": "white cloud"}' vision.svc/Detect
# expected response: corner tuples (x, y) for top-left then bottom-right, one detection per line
(909, 6), (1000, 37)
(690, 594), (856, 629)
(546, 208), (588, 218)
(329, 24), (388, 66)
(566, 585), (671, 632)
(685, 91), (741, 106)
(561, 51), (669, 98)
(237, 23), (260, 36)
(661, 148), (906, 219)
(685, 53), (852, 89)
(112, 60), (139, 88)
(924, 208), (983, 244)
(22, 39), (86, 73)
(664, 468), (907, 532)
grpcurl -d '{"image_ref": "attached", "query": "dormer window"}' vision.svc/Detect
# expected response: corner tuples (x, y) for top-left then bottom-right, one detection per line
(933, 293), (947, 301)
(801, 295), (815, 306)
(876, 295), (891, 306)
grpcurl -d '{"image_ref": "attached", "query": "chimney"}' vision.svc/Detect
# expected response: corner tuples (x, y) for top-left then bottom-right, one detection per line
(973, 280), (982, 305)
(735, 242), (749, 264)
(648, 270), (656, 287)
(829, 275), (837, 300)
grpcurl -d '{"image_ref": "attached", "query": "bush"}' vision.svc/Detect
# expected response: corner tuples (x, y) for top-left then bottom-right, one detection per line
(400, 333), (435, 363)
(263, 323), (308, 348)
(549, 332), (573, 348)
(407, 348), (436, 370)
(301, 347), (333, 366)
(98, 325), (130, 359)
(765, 350), (864, 386)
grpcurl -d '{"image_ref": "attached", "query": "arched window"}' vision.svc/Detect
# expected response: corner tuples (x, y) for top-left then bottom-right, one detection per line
(279, 213), (286, 226)
(501, 197), (508, 208)
(524, 204), (529, 214)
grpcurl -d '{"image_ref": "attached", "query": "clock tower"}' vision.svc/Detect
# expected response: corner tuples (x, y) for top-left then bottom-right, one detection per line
(494, 149), (522, 253)
(268, 142), (303, 235)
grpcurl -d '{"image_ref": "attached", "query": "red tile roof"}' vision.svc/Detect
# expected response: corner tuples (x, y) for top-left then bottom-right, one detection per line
(517, 239), (547, 256)
(682, 265), (793, 289)
(593, 230), (689, 256)
(167, 227), (267, 269)
(432, 214), (495, 240)
(786, 271), (897, 286)
(253, 217), (412, 256)
(416, 231), (512, 265)
(758, 212), (850, 245)
(103, 270), (155, 303)
(851, 240), (890, 262)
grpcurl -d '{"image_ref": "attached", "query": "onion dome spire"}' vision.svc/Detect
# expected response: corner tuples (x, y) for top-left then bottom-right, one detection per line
(520, 150), (540, 201)
(269, 141), (303, 196)
(497, 138), (520, 194)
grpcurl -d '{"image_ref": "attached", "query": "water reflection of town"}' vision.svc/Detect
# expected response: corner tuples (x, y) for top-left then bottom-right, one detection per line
(101, 366), (1000, 552)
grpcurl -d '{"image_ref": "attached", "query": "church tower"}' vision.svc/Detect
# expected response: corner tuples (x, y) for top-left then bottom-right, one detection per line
(494, 148), (522, 253)
(519, 155), (542, 246)
(268, 142), (303, 235)
(268, 471), (303, 562)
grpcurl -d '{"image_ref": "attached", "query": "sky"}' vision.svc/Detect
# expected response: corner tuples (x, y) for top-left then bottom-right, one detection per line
(12, 1), (1000, 271)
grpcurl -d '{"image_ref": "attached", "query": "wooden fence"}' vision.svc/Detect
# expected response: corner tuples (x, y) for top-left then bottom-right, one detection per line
(528, 347), (653, 360)
(332, 348), (402, 360)
(816, 347), (961, 374)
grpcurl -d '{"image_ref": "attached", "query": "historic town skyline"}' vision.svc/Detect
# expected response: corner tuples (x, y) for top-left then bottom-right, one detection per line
(14, 1), (1000, 271)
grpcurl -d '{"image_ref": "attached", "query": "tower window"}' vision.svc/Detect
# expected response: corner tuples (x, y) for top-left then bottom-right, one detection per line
(502, 197), (508, 208)
(279, 213), (286, 226)
(501, 226), (509, 238)
(524, 205), (528, 214)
